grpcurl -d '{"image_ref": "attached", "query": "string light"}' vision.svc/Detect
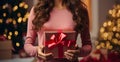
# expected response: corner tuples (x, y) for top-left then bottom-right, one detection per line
(109, 10), (112, 15)
(108, 45), (113, 50)
(3, 13), (6, 17)
(26, 12), (30, 17)
(112, 38), (118, 44)
(100, 42), (105, 48)
(8, 35), (11, 40)
(13, 5), (18, 11)
(100, 27), (105, 33)
(18, 17), (22, 23)
(103, 22), (107, 27)
(3, 34), (7, 37)
(113, 26), (117, 31)
(0, 19), (3, 23)
(24, 4), (28, 9)
(103, 32), (108, 40)
(9, 32), (12, 36)
(96, 45), (101, 49)
(23, 18), (26, 22)
(117, 5), (120, 9)
(3, 3), (9, 9)
(108, 21), (112, 26)
(14, 31), (18, 36)
(19, 2), (24, 7)
(16, 42), (20, 47)
(115, 33), (119, 38)
(2, 5), (6, 9)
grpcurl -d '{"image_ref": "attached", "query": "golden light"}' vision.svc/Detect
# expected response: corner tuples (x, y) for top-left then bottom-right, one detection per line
(96, 45), (101, 49)
(19, 2), (24, 7)
(108, 21), (112, 26)
(117, 5), (120, 9)
(108, 45), (113, 50)
(100, 27), (105, 33)
(7, 18), (13, 23)
(18, 17), (22, 23)
(112, 9), (116, 14)
(112, 13), (116, 17)
(118, 10), (120, 14)
(17, 13), (21, 17)
(9, 32), (12, 36)
(112, 38), (118, 44)
(16, 42), (20, 47)
(115, 33), (119, 38)
(0, 19), (3, 23)
(13, 20), (16, 25)
(116, 12), (120, 17)
(113, 26), (117, 31)
(107, 35), (112, 40)
(103, 22), (107, 27)
(100, 42), (105, 48)
(103, 32), (108, 38)
(2, 5), (6, 9)
(102, 32), (109, 40)
(25, 12), (30, 18)
(24, 4), (28, 9)
(108, 10), (112, 15)
(8, 35), (11, 40)
(23, 18), (26, 22)
(14, 31), (18, 36)
(13, 5), (18, 11)
(3, 13), (6, 17)
(3, 34), (7, 37)
(117, 24), (120, 27)
(94, 41), (99, 46)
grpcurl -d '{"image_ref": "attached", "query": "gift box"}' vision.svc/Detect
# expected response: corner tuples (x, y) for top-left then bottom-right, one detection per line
(43, 31), (77, 58)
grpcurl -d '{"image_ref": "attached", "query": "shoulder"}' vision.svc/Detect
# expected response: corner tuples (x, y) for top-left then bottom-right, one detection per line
(30, 7), (35, 15)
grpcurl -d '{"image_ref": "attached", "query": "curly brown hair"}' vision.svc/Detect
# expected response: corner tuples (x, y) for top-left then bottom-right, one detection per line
(33, 0), (89, 33)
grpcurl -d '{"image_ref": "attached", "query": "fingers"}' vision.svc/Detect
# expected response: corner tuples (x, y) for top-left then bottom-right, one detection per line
(64, 50), (79, 61)
(64, 52), (73, 61)
(38, 52), (53, 60)
(67, 50), (80, 54)
(37, 46), (53, 60)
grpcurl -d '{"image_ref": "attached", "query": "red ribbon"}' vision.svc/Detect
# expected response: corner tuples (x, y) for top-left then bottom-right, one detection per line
(45, 32), (76, 58)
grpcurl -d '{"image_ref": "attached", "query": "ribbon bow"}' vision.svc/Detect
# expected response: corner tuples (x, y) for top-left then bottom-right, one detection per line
(45, 33), (67, 49)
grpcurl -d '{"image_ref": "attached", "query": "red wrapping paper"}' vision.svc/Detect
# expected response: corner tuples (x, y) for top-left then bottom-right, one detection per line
(44, 31), (77, 58)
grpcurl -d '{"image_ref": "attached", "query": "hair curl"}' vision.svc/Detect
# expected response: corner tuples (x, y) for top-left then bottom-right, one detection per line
(33, 0), (89, 33)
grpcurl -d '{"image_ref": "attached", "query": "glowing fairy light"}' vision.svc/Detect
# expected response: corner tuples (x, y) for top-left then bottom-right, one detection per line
(16, 42), (20, 47)
(14, 31), (19, 36)
(13, 5), (18, 11)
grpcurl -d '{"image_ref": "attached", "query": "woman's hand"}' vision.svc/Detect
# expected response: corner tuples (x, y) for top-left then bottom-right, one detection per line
(64, 49), (80, 61)
(37, 46), (53, 61)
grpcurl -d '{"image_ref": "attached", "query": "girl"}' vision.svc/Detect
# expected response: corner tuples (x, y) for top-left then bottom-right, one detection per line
(24, 0), (92, 62)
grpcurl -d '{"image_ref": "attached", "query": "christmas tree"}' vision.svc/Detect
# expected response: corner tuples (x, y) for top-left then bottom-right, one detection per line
(96, 1), (120, 54)
(0, 0), (29, 53)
